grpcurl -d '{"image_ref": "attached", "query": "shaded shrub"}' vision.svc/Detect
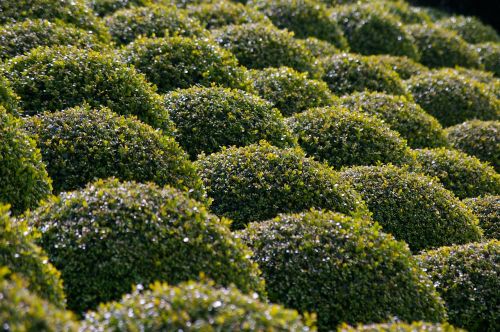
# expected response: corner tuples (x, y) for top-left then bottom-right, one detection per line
(474, 42), (500, 77)
(247, 66), (335, 116)
(240, 210), (447, 330)
(365, 55), (429, 79)
(250, 0), (348, 49)
(3, 46), (174, 134)
(438, 16), (500, 44)
(287, 106), (414, 168)
(339, 92), (447, 148)
(406, 24), (480, 68)
(417, 240), (500, 332)
(414, 148), (500, 199)
(212, 23), (318, 76)
(196, 141), (369, 228)
(406, 69), (500, 127)
(297, 37), (340, 58)
(463, 195), (499, 239)
(121, 35), (247, 93)
(369, 0), (432, 25)
(340, 165), (482, 252)
(83, 280), (315, 331)
(320, 53), (407, 96)
(0, 107), (51, 215)
(26, 178), (264, 313)
(338, 321), (464, 332)
(24, 105), (205, 198)
(89, 0), (162, 16)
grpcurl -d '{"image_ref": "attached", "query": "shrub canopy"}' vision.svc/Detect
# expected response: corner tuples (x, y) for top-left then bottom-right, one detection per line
(338, 321), (464, 332)
(438, 16), (500, 44)
(365, 55), (429, 80)
(463, 195), (499, 240)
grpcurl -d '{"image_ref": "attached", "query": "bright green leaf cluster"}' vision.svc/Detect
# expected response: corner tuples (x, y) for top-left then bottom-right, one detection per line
(365, 54), (429, 79)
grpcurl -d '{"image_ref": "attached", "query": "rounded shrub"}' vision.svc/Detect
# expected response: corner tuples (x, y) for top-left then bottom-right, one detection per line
(212, 23), (318, 76)
(366, 55), (429, 80)
(0, 74), (19, 114)
(24, 105), (205, 198)
(165, 87), (294, 158)
(83, 280), (315, 331)
(463, 195), (499, 240)
(451, 67), (500, 98)
(0, 269), (78, 332)
(446, 120), (500, 172)
(338, 321), (464, 332)
(297, 37), (340, 58)
(368, 0), (432, 25)
(121, 35), (247, 93)
(406, 69), (500, 127)
(196, 141), (369, 228)
(340, 165), (482, 252)
(438, 16), (500, 44)
(474, 42), (500, 77)
(330, 3), (419, 59)
(89, 0), (157, 16)
(26, 178), (264, 313)
(105, 4), (208, 45)
(287, 106), (414, 168)
(3, 46), (174, 134)
(247, 66), (335, 116)
(339, 92), (447, 148)
(250, 0), (348, 49)
(0, 107), (51, 215)
(320, 53), (407, 96)
(0, 205), (65, 306)
(417, 240), (500, 331)
(406, 24), (480, 69)
(240, 210), (447, 330)
(414, 148), (500, 199)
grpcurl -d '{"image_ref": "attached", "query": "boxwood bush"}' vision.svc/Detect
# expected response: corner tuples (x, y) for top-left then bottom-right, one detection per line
(0, 269), (78, 332)
(3, 46), (174, 134)
(339, 92), (448, 148)
(212, 23), (318, 76)
(474, 42), (500, 77)
(240, 210), (447, 330)
(368, 0), (432, 25)
(24, 105), (205, 198)
(0, 19), (105, 60)
(0, 107), (51, 215)
(331, 3), (419, 59)
(406, 24), (480, 68)
(446, 120), (500, 172)
(105, 4), (208, 45)
(414, 148), (500, 199)
(463, 195), (499, 240)
(196, 141), (369, 228)
(365, 55), (429, 79)
(0, 74), (19, 114)
(406, 69), (500, 127)
(82, 280), (315, 331)
(451, 67), (500, 98)
(121, 35), (247, 93)
(26, 178), (264, 313)
(297, 37), (340, 58)
(0, 205), (65, 307)
(417, 240), (500, 332)
(89, 0), (160, 16)
(165, 87), (294, 158)
(247, 66), (335, 116)
(320, 53), (407, 96)
(287, 106), (414, 168)
(437, 16), (500, 44)
(338, 321), (464, 332)
(340, 165), (482, 252)
(250, 0), (348, 49)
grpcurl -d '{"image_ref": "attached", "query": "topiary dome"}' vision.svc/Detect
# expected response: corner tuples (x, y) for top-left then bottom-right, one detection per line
(463, 195), (499, 240)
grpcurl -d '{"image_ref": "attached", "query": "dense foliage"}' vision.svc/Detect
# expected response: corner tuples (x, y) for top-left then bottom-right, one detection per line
(297, 37), (340, 58)
(474, 43), (500, 77)
(437, 16), (500, 44)
(338, 321), (464, 332)
(365, 55), (429, 79)
(0, 74), (19, 114)
(463, 195), (499, 239)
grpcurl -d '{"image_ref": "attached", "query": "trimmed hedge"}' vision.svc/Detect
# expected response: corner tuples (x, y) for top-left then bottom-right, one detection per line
(240, 210), (447, 330)
(250, 0), (348, 49)
(446, 120), (500, 172)
(0, 74), (19, 114)
(212, 23), (319, 76)
(24, 105), (205, 198)
(451, 67), (500, 98)
(247, 66), (335, 116)
(121, 35), (247, 93)
(406, 69), (500, 127)
(297, 37), (340, 58)
(0, 269), (78, 332)
(369, 0), (432, 25)
(3, 46), (174, 134)
(0, 107), (51, 215)
(83, 280), (315, 331)
(320, 53), (407, 96)
(438, 16), (500, 44)
(474, 42), (500, 77)
(463, 195), (499, 240)
(339, 92), (447, 148)
(417, 240), (500, 331)
(26, 178), (264, 313)
(0, 19), (104, 60)
(165, 87), (294, 158)
(287, 106), (414, 168)
(340, 165), (482, 252)
(89, 0), (156, 16)
(414, 148), (500, 199)
(105, 4), (208, 45)
(365, 55), (429, 79)
(196, 141), (369, 228)
(0, 205), (65, 307)
(406, 24), (480, 68)
(338, 321), (464, 332)
(331, 3), (419, 59)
